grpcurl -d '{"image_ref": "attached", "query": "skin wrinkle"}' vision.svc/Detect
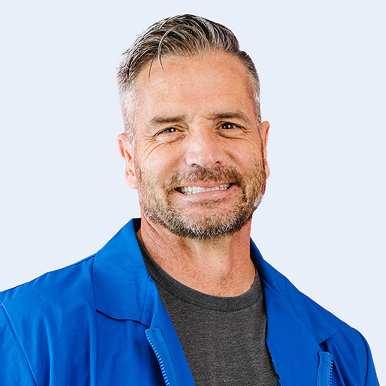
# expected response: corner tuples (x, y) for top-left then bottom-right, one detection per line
(123, 52), (260, 145)
(118, 52), (269, 295)
(117, 14), (262, 145)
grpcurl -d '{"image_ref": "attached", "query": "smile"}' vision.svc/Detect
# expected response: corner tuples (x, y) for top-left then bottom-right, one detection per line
(176, 184), (232, 195)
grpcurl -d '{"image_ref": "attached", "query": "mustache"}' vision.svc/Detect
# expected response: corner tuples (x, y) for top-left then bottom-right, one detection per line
(164, 165), (244, 191)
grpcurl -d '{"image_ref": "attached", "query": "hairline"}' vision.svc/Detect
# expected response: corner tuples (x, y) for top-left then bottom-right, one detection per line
(122, 50), (261, 146)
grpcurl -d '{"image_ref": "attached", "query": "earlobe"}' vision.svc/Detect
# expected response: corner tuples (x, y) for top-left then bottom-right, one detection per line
(117, 133), (138, 189)
(261, 121), (270, 179)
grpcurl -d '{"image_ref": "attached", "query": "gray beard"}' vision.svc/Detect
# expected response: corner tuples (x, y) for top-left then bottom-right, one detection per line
(141, 193), (264, 240)
(137, 164), (266, 240)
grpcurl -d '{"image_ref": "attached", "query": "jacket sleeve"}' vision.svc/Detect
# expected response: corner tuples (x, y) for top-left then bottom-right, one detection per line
(359, 332), (380, 386)
(0, 302), (36, 385)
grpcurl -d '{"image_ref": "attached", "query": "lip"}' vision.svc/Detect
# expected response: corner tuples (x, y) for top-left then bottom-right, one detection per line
(176, 181), (232, 189)
(176, 183), (232, 196)
(173, 183), (236, 200)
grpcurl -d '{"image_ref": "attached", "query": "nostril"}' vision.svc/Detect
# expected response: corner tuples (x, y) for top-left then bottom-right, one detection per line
(187, 155), (223, 169)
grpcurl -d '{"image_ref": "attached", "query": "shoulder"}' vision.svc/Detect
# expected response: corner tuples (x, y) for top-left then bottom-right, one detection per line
(264, 256), (365, 341)
(0, 255), (99, 384)
(253, 243), (359, 339)
(0, 255), (97, 340)
(256, 251), (378, 383)
(0, 254), (96, 309)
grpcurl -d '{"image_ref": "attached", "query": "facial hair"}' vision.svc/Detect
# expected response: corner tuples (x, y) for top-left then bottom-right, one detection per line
(136, 160), (266, 240)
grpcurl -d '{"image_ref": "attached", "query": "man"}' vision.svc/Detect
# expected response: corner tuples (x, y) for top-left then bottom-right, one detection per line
(0, 14), (379, 385)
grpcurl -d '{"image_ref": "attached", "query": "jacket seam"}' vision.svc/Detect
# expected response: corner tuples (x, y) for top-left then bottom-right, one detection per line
(0, 302), (38, 386)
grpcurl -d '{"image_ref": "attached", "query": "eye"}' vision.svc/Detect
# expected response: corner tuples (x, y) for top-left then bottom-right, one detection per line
(221, 122), (240, 130)
(161, 127), (178, 134)
(156, 126), (182, 137)
(216, 121), (246, 138)
(154, 126), (185, 143)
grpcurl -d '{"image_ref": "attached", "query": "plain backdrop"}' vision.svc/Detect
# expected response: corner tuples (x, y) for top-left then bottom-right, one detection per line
(1, 0), (385, 382)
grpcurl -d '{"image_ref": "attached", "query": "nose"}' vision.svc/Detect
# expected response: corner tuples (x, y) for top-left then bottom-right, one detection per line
(184, 129), (225, 168)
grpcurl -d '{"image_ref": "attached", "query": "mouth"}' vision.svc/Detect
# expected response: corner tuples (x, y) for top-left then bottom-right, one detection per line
(176, 183), (232, 195)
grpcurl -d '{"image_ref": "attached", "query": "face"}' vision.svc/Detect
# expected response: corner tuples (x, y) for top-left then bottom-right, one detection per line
(118, 51), (270, 239)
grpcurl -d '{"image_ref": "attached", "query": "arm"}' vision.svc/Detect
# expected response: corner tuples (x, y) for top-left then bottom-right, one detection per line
(359, 333), (379, 386)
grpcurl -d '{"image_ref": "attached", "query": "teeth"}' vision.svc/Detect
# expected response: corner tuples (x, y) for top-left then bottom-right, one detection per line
(179, 184), (231, 195)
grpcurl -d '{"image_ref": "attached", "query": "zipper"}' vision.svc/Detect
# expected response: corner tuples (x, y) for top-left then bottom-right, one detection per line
(145, 329), (171, 386)
(317, 351), (333, 386)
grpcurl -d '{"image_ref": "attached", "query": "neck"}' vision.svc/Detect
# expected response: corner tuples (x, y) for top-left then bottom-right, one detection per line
(137, 216), (255, 297)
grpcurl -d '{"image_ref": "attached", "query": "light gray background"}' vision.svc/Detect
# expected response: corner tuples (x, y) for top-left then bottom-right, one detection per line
(1, 0), (385, 382)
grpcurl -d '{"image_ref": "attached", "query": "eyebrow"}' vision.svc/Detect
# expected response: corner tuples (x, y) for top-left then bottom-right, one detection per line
(149, 111), (250, 126)
(149, 115), (186, 125)
(207, 111), (250, 122)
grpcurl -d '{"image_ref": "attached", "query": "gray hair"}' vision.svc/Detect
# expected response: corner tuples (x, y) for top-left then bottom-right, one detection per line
(117, 14), (261, 143)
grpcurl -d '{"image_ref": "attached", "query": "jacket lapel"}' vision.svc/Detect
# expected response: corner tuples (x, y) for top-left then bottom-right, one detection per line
(93, 219), (336, 386)
(251, 241), (336, 385)
(142, 271), (195, 386)
(264, 282), (322, 385)
(93, 219), (194, 386)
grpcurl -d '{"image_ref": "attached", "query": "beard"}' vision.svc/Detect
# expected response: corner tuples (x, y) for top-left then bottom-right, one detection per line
(136, 159), (266, 240)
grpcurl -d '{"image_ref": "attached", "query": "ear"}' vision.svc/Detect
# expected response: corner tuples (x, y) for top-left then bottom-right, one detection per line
(117, 133), (138, 189)
(261, 121), (270, 179)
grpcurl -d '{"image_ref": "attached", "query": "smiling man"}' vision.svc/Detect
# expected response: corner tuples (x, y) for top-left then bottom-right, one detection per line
(0, 14), (379, 386)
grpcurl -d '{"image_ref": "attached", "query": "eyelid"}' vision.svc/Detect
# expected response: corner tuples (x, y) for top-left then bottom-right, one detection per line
(153, 125), (186, 140)
(157, 126), (179, 135)
(219, 121), (242, 129)
(163, 127), (178, 133)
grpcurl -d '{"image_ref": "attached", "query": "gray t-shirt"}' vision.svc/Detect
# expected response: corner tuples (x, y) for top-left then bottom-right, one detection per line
(140, 243), (279, 385)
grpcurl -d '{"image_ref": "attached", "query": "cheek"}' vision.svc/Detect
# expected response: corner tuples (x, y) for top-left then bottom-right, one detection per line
(230, 142), (262, 166)
(146, 145), (186, 173)
(135, 160), (166, 191)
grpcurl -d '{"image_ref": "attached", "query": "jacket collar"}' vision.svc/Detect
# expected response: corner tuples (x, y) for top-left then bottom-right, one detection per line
(251, 241), (336, 384)
(93, 218), (185, 329)
(93, 219), (336, 383)
(93, 219), (195, 385)
(93, 219), (337, 340)
(93, 218), (150, 323)
(251, 240), (336, 345)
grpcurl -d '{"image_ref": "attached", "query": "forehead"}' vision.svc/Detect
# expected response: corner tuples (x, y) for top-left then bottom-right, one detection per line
(132, 52), (256, 122)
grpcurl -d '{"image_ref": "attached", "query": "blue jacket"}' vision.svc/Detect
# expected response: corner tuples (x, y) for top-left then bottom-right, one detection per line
(0, 219), (379, 385)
